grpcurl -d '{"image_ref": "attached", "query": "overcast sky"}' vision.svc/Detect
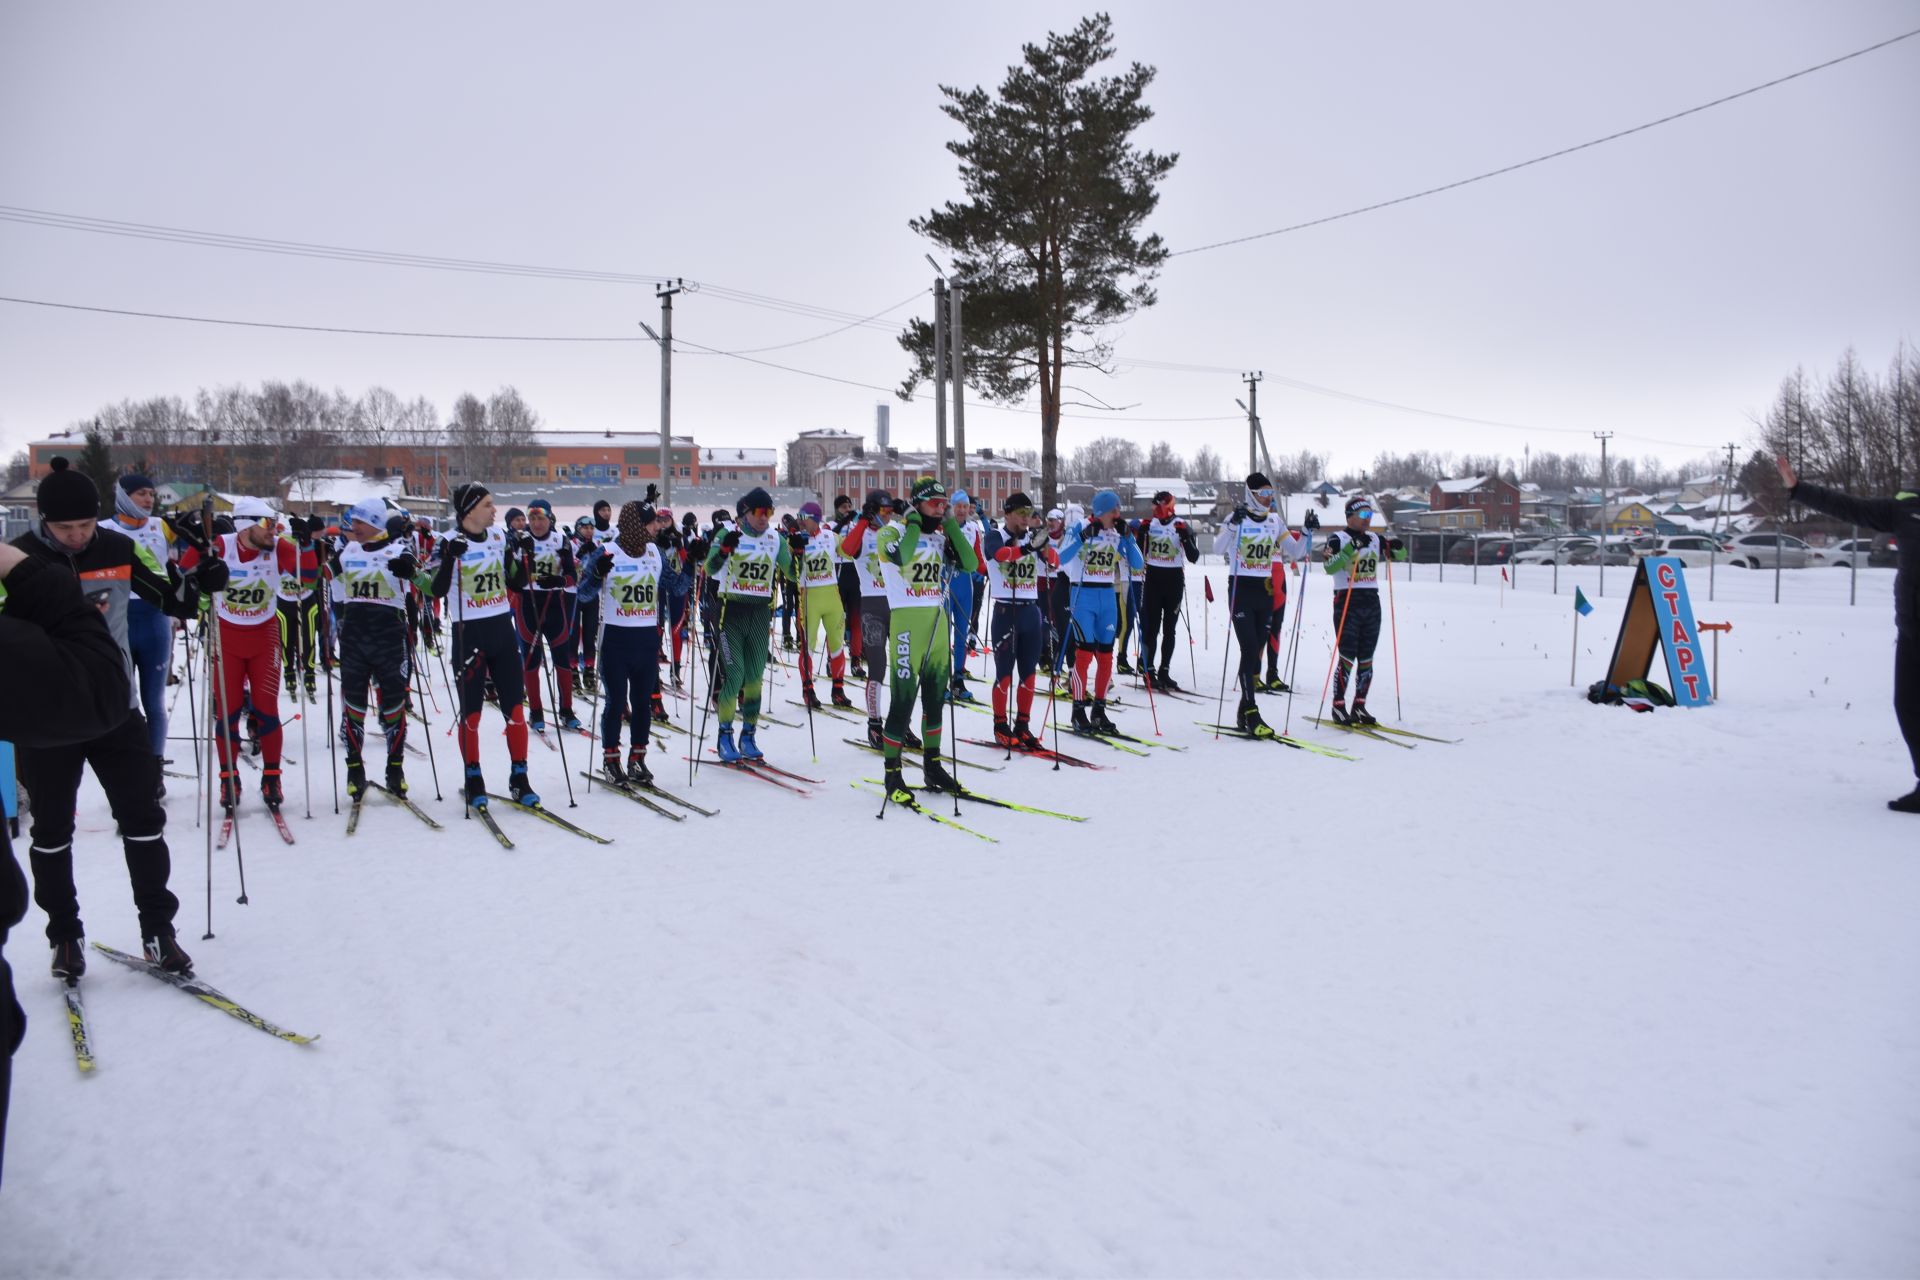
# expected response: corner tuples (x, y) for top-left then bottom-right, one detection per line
(3, 0), (1916, 482)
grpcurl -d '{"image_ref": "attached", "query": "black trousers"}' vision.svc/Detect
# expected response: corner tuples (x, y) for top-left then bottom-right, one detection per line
(1139, 567), (1185, 672)
(18, 710), (177, 943)
(1330, 590), (1383, 707)
(1227, 577), (1274, 713)
(1896, 630), (1917, 781)
(454, 612), (527, 717)
(339, 605), (410, 766)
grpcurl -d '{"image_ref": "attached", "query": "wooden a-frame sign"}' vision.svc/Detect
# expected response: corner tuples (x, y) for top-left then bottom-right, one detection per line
(1602, 555), (1713, 706)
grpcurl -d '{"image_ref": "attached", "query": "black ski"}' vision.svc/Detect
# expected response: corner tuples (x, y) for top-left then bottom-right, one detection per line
(578, 771), (684, 821)
(483, 795), (615, 844)
(373, 784), (443, 829)
(63, 981), (95, 1073)
(91, 944), (320, 1045)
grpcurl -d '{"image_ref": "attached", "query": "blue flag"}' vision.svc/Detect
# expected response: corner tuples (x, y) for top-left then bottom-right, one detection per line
(1574, 586), (1594, 617)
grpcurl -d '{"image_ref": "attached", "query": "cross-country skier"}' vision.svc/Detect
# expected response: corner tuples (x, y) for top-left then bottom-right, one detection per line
(1321, 495), (1406, 726)
(8, 459), (201, 980)
(577, 500), (615, 693)
(875, 477), (979, 801)
(1057, 490), (1145, 735)
(791, 500), (853, 711)
(515, 499), (582, 736)
(579, 498), (664, 786)
(278, 515), (323, 705)
(179, 497), (303, 812)
(107, 472), (180, 761)
(658, 506), (692, 691)
(841, 489), (902, 749)
(947, 490), (985, 701)
(1212, 473), (1309, 737)
(1776, 455), (1919, 813)
(1134, 489), (1200, 691)
(983, 492), (1056, 749)
(703, 487), (793, 762)
(830, 494), (864, 679)
(429, 483), (538, 809)
(330, 499), (424, 799)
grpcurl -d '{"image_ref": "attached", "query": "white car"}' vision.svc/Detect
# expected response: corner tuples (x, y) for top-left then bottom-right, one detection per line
(1646, 535), (1724, 568)
(1511, 537), (1595, 565)
(1724, 533), (1813, 569)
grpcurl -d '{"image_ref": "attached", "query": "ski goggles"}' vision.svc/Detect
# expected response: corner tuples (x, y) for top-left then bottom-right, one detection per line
(1351, 506), (1375, 520)
(742, 504), (773, 518)
(1252, 487), (1275, 503)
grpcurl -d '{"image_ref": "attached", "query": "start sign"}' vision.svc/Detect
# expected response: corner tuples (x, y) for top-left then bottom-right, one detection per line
(1601, 555), (1714, 707)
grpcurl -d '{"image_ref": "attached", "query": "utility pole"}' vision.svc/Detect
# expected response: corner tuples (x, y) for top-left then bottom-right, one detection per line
(949, 282), (966, 497)
(931, 275), (949, 491)
(1711, 440), (1737, 601)
(1593, 431), (1613, 598)
(639, 278), (683, 507)
(1242, 372), (1263, 478)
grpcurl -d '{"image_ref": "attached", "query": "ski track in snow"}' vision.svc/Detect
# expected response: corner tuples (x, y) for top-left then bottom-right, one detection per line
(5, 565), (1918, 1277)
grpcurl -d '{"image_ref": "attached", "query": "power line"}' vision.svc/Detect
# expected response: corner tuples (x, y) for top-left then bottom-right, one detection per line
(1173, 27), (1920, 257)
(0, 294), (651, 341)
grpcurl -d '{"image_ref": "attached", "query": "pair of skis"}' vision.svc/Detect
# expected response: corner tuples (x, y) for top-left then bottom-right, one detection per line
(577, 771), (719, 822)
(857, 782), (997, 843)
(1194, 722), (1358, 760)
(1304, 717), (1461, 747)
(859, 777), (1086, 823)
(465, 794), (614, 849)
(686, 751), (822, 796)
(841, 739), (1003, 774)
(959, 737), (1106, 770)
(217, 806), (297, 849)
(63, 943), (320, 1072)
(346, 783), (444, 835)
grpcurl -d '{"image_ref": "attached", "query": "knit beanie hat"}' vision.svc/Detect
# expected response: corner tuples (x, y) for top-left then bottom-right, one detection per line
(616, 501), (654, 557)
(37, 457), (100, 521)
(118, 472), (156, 496)
(735, 486), (774, 517)
(450, 482), (490, 524)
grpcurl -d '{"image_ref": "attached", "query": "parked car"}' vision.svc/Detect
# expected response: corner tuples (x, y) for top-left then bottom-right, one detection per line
(1399, 531), (1469, 564)
(1569, 542), (1635, 567)
(1513, 537), (1595, 565)
(1445, 535), (1516, 565)
(1645, 535), (1725, 568)
(1724, 533), (1813, 569)
(1816, 535), (1899, 569)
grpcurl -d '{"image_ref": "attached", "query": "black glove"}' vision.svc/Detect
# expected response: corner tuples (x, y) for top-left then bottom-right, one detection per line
(656, 528), (678, 551)
(1386, 537), (1404, 554)
(509, 529), (535, 556)
(1350, 531), (1372, 550)
(325, 544), (345, 576)
(591, 549), (616, 577)
(1027, 526), (1050, 549)
(1228, 506), (1248, 525)
(194, 558), (230, 592)
(720, 529), (742, 553)
(859, 499), (879, 521)
(1324, 533), (1342, 556)
(788, 533), (808, 553)
(1304, 510), (1320, 530)
(443, 536), (469, 560)
(389, 552), (418, 582)
(536, 573), (568, 590)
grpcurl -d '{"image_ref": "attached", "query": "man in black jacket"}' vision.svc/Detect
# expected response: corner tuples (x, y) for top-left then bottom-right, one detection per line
(1778, 456), (1920, 813)
(1, 539), (136, 1189)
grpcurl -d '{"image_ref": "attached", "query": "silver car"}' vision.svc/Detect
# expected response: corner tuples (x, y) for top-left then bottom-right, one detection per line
(1512, 537), (1595, 565)
(1647, 535), (1724, 567)
(1724, 533), (1812, 569)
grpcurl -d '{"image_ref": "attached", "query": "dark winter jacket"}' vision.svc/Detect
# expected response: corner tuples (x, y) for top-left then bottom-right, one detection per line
(1791, 480), (1920, 634)
(1, 552), (135, 1183)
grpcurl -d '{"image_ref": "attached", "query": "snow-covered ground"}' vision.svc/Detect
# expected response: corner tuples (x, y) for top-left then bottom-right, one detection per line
(4, 562), (1916, 1278)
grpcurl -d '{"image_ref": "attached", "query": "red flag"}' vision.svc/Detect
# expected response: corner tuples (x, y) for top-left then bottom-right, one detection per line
(1203, 576), (1214, 603)
(1501, 566), (1510, 582)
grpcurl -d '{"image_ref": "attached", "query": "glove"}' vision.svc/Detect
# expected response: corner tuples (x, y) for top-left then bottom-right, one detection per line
(194, 558), (230, 592)
(788, 533), (808, 553)
(720, 529), (742, 553)
(644, 483), (659, 505)
(389, 552), (418, 582)
(994, 545), (1022, 563)
(1386, 537), (1404, 555)
(592, 549), (616, 577)
(1173, 519), (1188, 533)
(1304, 510), (1320, 530)
(510, 529), (535, 555)
(533, 573), (565, 590)
(904, 511), (924, 531)
(1027, 526), (1050, 549)
(325, 545), (345, 576)
(1350, 531), (1372, 550)
(860, 498), (880, 520)
(1323, 533), (1342, 557)
(443, 536), (469, 560)
(1228, 506), (1248, 525)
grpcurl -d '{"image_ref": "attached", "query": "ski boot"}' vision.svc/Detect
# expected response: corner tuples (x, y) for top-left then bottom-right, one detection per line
(1014, 718), (1045, 752)
(671, 664), (683, 691)
(830, 682), (855, 710)
(602, 749), (628, 787)
(1350, 703), (1377, 726)
(305, 673), (318, 703)
(1238, 703), (1275, 739)
(1071, 701), (1094, 735)
(507, 762), (540, 808)
(1329, 703), (1352, 726)
(921, 754), (959, 793)
(1089, 701), (1119, 736)
(716, 726), (741, 763)
(260, 767), (283, 812)
(803, 686), (824, 712)
(464, 764), (488, 808)
(218, 769), (241, 813)
(627, 747), (653, 788)
(143, 931), (193, 976)
(652, 693), (670, 723)
(1157, 668), (1182, 693)
(345, 758), (369, 801)
(993, 719), (1017, 748)
(528, 713), (547, 736)
(559, 710), (584, 734)
(1890, 786), (1920, 815)
(902, 726), (923, 752)
(385, 760), (408, 796)
(866, 717), (885, 750)
(51, 937), (86, 983)
(738, 726), (765, 762)
(949, 681), (976, 704)
(883, 760), (913, 805)
(580, 666), (598, 695)
(851, 660), (867, 682)
(1115, 656), (1135, 676)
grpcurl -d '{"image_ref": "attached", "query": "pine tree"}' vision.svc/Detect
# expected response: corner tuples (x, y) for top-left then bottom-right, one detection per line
(898, 14), (1176, 509)
(78, 425), (117, 516)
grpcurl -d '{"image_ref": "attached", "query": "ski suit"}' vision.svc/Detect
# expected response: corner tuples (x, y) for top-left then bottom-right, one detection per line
(875, 513), (978, 759)
(1323, 529), (1407, 711)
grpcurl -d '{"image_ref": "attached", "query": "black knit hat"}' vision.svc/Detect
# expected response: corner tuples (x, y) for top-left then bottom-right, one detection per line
(450, 482), (490, 523)
(1003, 492), (1033, 514)
(37, 457), (100, 521)
(736, 486), (773, 517)
(1246, 472), (1271, 491)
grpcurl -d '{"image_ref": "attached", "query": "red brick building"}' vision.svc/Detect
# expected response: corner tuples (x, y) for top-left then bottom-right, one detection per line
(1429, 474), (1521, 530)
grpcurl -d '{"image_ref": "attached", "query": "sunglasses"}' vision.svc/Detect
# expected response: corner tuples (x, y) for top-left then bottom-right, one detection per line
(744, 506), (772, 517)
(1254, 488), (1275, 501)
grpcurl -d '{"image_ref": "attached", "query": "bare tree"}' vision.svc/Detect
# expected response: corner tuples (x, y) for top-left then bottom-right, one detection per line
(358, 385), (405, 476)
(1185, 444), (1222, 481)
(1143, 440), (1181, 476)
(485, 385), (542, 481)
(5, 449), (28, 490)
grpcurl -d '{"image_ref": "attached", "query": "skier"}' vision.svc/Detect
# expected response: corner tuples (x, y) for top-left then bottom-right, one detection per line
(1212, 473), (1309, 737)
(2, 534), (152, 1173)
(947, 490), (985, 701)
(330, 499), (424, 799)
(579, 498), (665, 786)
(983, 492), (1056, 749)
(1321, 495), (1407, 726)
(107, 472), (180, 761)
(875, 477), (979, 801)
(515, 499), (582, 736)
(658, 506), (692, 690)
(577, 500), (615, 693)
(703, 487), (794, 762)
(791, 501), (853, 711)
(830, 494), (864, 680)
(7, 459), (202, 980)
(1776, 456), (1919, 812)
(277, 515), (323, 705)
(840, 488), (900, 749)
(1057, 490), (1145, 735)
(1262, 508), (1321, 692)
(1114, 513), (1144, 676)
(179, 497), (304, 812)
(1134, 489), (1201, 690)
(429, 483), (539, 809)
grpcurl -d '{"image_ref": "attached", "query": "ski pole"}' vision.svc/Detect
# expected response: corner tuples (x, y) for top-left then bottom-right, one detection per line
(1386, 547), (1404, 721)
(322, 566), (339, 814)
(796, 565), (818, 763)
(1316, 575), (1358, 726)
(200, 608), (215, 939)
(182, 621), (203, 828)
(525, 547), (577, 808)
(205, 575), (248, 906)
(1282, 556), (1312, 738)
(299, 628), (313, 820)
(1210, 536), (1239, 739)
(694, 583), (732, 779)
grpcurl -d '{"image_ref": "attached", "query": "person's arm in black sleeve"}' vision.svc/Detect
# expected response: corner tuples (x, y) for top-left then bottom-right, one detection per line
(429, 539), (462, 599)
(0, 554), (132, 747)
(505, 547), (530, 593)
(1790, 479), (1909, 536)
